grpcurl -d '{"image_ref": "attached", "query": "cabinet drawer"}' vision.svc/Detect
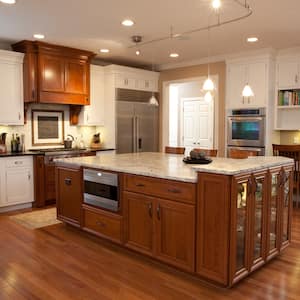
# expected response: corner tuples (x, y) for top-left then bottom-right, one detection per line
(5, 156), (32, 168)
(124, 174), (196, 204)
(83, 207), (122, 243)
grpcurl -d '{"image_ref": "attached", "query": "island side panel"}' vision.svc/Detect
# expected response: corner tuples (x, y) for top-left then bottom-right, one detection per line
(196, 172), (231, 286)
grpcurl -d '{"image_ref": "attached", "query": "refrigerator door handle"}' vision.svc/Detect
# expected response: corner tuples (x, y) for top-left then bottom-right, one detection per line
(133, 116), (137, 152)
(136, 116), (141, 152)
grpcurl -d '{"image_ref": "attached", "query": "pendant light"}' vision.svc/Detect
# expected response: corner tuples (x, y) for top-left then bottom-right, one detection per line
(203, 26), (214, 92)
(149, 61), (159, 106)
(242, 83), (254, 97)
(204, 91), (213, 103)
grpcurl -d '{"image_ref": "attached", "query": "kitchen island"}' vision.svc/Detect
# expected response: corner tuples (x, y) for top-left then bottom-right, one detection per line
(55, 152), (294, 287)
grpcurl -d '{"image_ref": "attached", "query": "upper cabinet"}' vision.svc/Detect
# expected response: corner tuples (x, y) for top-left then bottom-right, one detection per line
(277, 59), (300, 89)
(12, 41), (94, 105)
(0, 50), (24, 125)
(227, 60), (268, 109)
(78, 65), (104, 126)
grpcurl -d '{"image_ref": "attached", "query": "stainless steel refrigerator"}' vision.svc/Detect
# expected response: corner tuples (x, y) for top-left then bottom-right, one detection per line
(116, 100), (159, 154)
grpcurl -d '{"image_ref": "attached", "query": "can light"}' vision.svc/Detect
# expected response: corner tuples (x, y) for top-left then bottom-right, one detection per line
(247, 37), (258, 43)
(33, 34), (45, 39)
(169, 53), (179, 58)
(100, 49), (110, 53)
(0, 0), (16, 4)
(122, 19), (134, 27)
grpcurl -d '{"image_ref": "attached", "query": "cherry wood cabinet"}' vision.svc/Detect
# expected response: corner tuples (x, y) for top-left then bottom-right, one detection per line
(56, 166), (82, 227)
(123, 174), (196, 272)
(12, 40), (94, 105)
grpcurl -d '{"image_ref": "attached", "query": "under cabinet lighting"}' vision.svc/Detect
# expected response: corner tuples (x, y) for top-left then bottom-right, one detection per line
(33, 34), (45, 39)
(122, 19), (134, 27)
(0, 0), (16, 4)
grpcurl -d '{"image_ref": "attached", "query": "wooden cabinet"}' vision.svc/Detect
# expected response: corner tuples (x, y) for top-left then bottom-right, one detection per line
(0, 50), (24, 125)
(123, 174), (196, 272)
(78, 65), (104, 126)
(227, 60), (268, 109)
(0, 157), (34, 207)
(12, 40), (94, 105)
(56, 166), (82, 226)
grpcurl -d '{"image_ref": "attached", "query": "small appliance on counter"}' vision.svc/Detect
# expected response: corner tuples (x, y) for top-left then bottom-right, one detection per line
(0, 133), (7, 153)
(64, 134), (75, 149)
(90, 133), (101, 149)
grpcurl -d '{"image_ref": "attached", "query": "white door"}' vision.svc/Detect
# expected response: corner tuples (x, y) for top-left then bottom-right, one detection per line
(182, 99), (214, 154)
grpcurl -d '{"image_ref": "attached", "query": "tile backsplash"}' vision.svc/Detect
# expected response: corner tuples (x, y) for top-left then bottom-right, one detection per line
(0, 104), (101, 151)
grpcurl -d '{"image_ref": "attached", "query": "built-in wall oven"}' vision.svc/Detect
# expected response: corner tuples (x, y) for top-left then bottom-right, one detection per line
(227, 108), (266, 155)
(83, 169), (119, 212)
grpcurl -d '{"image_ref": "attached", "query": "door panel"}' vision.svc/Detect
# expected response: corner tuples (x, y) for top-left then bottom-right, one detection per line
(65, 59), (87, 94)
(277, 60), (298, 89)
(39, 55), (65, 92)
(124, 192), (154, 256)
(155, 199), (195, 271)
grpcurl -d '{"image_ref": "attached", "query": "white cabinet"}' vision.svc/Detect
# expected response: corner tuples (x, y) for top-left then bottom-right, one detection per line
(0, 156), (34, 208)
(227, 61), (267, 109)
(78, 65), (104, 126)
(0, 50), (24, 125)
(277, 59), (300, 89)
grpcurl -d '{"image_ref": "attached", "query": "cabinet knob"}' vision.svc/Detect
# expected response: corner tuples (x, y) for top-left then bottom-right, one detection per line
(167, 188), (181, 194)
(18, 113), (21, 120)
(136, 183), (145, 187)
(148, 203), (152, 218)
(157, 204), (161, 220)
(64, 178), (72, 185)
(86, 97), (89, 102)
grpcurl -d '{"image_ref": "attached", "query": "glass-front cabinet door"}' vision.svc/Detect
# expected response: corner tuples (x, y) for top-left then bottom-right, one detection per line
(230, 174), (252, 283)
(281, 167), (293, 250)
(250, 171), (267, 270)
(267, 168), (281, 259)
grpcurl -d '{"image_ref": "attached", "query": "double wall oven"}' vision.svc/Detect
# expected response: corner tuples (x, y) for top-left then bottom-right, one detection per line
(227, 108), (266, 156)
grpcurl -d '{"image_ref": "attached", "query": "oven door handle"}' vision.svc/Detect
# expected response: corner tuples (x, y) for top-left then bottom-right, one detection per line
(229, 116), (264, 122)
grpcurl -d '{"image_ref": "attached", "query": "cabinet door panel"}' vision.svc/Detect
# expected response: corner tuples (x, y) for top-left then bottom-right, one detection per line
(65, 59), (87, 95)
(0, 60), (23, 125)
(155, 199), (195, 272)
(248, 62), (267, 107)
(39, 55), (65, 92)
(56, 167), (82, 226)
(277, 61), (299, 89)
(5, 168), (33, 205)
(124, 192), (154, 256)
(227, 64), (246, 109)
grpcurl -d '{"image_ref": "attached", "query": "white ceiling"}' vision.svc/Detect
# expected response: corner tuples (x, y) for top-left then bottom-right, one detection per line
(0, 0), (300, 67)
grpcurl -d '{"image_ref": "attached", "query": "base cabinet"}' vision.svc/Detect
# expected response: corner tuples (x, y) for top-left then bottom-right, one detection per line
(124, 190), (195, 272)
(56, 166), (82, 226)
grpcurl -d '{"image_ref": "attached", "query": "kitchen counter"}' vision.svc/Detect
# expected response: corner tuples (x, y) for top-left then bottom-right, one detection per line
(0, 151), (41, 157)
(54, 152), (293, 182)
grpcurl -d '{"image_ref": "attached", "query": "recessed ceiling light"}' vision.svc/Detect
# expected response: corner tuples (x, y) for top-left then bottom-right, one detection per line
(33, 34), (45, 39)
(212, 0), (221, 9)
(247, 37), (258, 43)
(122, 19), (134, 27)
(169, 53), (179, 58)
(0, 0), (16, 4)
(135, 50), (141, 56)
(100, 49), (110, 53)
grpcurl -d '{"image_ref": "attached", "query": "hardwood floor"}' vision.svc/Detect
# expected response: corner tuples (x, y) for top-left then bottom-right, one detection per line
(0, 209), (300, 300)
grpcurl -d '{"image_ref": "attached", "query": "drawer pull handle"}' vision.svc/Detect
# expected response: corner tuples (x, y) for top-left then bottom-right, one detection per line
(148, 203), (152, 218)
(14, 161), (23, 165)
(96, 221), (106, 227)
(64, 178), (72, 186)
(157, 204), (161, 220)
(136, 183), (145, 187)
(168, 188), (181, 194)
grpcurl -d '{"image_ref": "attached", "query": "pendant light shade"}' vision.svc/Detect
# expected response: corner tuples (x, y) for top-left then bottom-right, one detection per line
(242, 83), (254, 97)
(204, 91), (213, 103)
(203, 77), (215, 91)
(149, 93), (159, 106)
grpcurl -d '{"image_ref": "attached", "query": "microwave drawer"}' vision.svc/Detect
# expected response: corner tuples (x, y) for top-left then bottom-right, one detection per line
(123, 174), (196, 204)
(82, 207), (122, 243)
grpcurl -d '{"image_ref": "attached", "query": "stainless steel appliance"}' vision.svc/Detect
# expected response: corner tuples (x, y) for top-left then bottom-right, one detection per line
(227, 108), (266, 155)
(116, 89), (159, 154)
(83, 169), (119, 212)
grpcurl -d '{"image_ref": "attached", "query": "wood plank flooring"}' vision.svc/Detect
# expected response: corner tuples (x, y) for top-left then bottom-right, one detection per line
(0, 208), (300, 300)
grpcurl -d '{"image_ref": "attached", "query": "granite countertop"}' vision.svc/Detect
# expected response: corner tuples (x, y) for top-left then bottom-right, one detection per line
(0, 151), (41, 157)
(54, 152), (294, 183)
